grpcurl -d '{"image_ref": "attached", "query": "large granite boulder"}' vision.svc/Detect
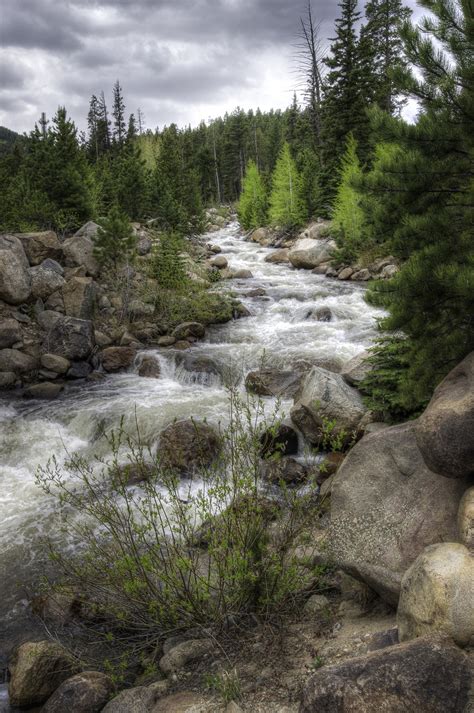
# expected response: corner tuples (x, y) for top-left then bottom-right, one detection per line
(62, 276), (97, 319)
(300, 636), (472, 713)
(42, 671), (113, 713)
(397, 543), (474, 648)
(328, 422), (469, 605)
(0, 318), (22, 348)
(29, 263), (66, 300)
(416, 352), (474, 479)
(290, 367), (368, 444)
(43, 316), (95, 361)
(246, 368), (303, 398)
(0, 348), (37, 374)
(102, 683), (167, 713)
(288, 238), (336, 270)
(341, 350), (372, 387)
(0, 234), (31, 304)
(63, 222), (100, 277)
(171, 321), (205, 341)
(159, 638), (214, 674)
(158, 419), (220, 473)
(101, 346), (136, 373)
(8, 641), (79, 708)
(17, 230), (62, 265)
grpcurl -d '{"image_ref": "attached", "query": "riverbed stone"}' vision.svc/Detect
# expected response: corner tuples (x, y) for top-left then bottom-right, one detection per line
(0, 371), (16, 388)
(265, 248), (289, 263)
(231, 268), (253, 279)
(0, 234), (32, 304)
(17, 230), (62, 265)
(0, 318), (22, 348)
(62, 276), (97, 319)
(458, 487), (474, 548)
(159, 419), (220, 473)
(211, 255), (228, 269)
(101, 346), (136, 372)
(8, 640), (79, 708)
(338, 267), (354, 280)
(341, 350), (372, 386)
(44, 316), (95, 360)
(137, 354), (161, 378)
(42, 671), (114, 713)
(299, 635), (472, 713)
(328, 422), (469, 605)
(415, 351), (474, 479)
(159, 638), (214, 675)
(260, 456), (309, 485)
(172, 321), (205, 340)
(153, 692), (212, 712)
(40, 353), (70, 374)
(29, 263), (65, 300)
(0, 348), (37, 374)
(290, 367), (367, 444)
(63, 223), (99, 276)
(158, 336), (176, 347)
(245, 368), (303, 398)
(102, 685), (162, 713)
(397, 542), (474, 647)
(23, 381), (64, 399)
(288, 238), (336, 270)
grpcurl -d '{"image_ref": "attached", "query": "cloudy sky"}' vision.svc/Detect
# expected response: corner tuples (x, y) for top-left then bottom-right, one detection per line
(0, 0), (421, 134)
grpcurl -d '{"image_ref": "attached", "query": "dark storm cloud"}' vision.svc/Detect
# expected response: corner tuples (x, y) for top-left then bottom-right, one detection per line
(0, 0), (420, 133)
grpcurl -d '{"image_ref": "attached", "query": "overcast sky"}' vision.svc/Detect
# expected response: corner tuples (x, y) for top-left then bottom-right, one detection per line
(0, 0), (421, 134)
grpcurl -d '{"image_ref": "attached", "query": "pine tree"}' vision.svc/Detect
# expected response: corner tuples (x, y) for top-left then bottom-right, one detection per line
(321, 0), (368, 203)
(94, 204), (136, 269)
(151, 232), (188, 290)
(362, 0), (474, 411)
(112, 80), (126, 147)
(238, 160), (267, 229)
(360, 0), (411, 114)
(332, 134), (366, 261)
(268, 143), (306, 227)
(297, 3), (325, 151)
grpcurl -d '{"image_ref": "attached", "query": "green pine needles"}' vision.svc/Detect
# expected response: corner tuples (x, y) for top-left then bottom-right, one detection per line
(331, 134), (366, 262)
(238, 160), (267, 230)
(268, 143), (306, 228)
(94, 204), (136, 270)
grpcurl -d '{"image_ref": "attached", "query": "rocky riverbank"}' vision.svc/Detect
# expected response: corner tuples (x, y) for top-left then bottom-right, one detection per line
(1, 218), (472, 713)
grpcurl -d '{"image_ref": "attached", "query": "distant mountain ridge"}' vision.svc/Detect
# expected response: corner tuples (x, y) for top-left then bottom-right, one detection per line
(0, 126), (20, 156)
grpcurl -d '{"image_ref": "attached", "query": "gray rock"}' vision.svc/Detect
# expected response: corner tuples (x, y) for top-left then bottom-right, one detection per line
(231, 268), (253, 279)
(0, 371), (16, 388)
(211, 255), (228, 269)
(101, 685), (159, 713)
(338, 267), (354, 280)
(260, 423), (299, 457)
(44, 317), (95, 361)
(0, 234), (31, 304)
(159, 419), (220, 473)
(38, 310), (63, 331)
(341, 350), (372, 387)
(17, 231), (62, 266)
(29, 264), (65, 300)
(304, 594), (330, 615)
(0, 318), (22, 349)
(137, 354), (161, 378)
(158, 336), (175, 347)
(328, 422), (469, 605)
(172, 321), (205, 341)
(397, 542), (474, 647)
(101, 346), (136, 372)
(416, 351), (474, 479)
(62, 276), (97, 319)
(41, 258), (64, 275)
(351, 268), (371, 281)
(129, 299), (154, 318)
(67, 361), (92, 379)
(0, 348), (37, 374)
(265, 249), (289, 264)
(300, 635), (472, 713)
(159, 638), (214, 675)
(42, 671), (113, 713)
(23, 382), (64, 399)
(458, 487), (474, 549)
(245, 368), (303, 398)
(63, 224), (99, 276)
(153, 691), (211, 712)
(137, 236), (152, 256)
(40, 353), (70, 374)
(288, 238), (336, 270)
(290, 367), (367, 444)
(260, 457), (309, 485)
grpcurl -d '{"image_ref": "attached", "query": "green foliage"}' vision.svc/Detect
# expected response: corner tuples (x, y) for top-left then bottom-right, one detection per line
(204, 669), (241, 703)
(331, 134), (367, 262)
(359, 335), (426, 420)
(238, 160), (267, 229)
(150, 232), (188, 290)
(94, 205), (136, 269)
(268, 143), (306, 228)
(35, 392), (325, 655)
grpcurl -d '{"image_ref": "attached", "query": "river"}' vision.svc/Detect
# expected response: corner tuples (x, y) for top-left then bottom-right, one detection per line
(0, 221), (382, 664)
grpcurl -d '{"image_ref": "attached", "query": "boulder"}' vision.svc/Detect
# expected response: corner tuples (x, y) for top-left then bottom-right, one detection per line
(416, 352), (474, 479)
(341, 350), (372, 387)
(0, 234), (31, 304)
(8, 640), (79, 708)
(261, 457), (309, 485)
(303, 594), (330, 615)
(38, 310), (63, 331)
(42, 258), (64, 275)
(172, 322), (205, 341)
(158, 336), (175, 347)
(250, 227), (273, 245)
(63, 224), (99, 277)
(458, 487), (474, 549)
(397, 543), (474, 648)
(290, 367), (367, 444)
(67, 361), (93, 379)
(159, 419), (220, 473)
(306, 306), (332, 322)
(328, 422), (469, 605)
(260, 423), (299, 457)
(300, 221), (331, 240)
(101, 346), (136, 373)
(231, 268), (253, 279)
(381, 264), (399, 279)
(210, 255), (228, 269)
(17, 231), (62, 266)
(42, 671), (113, 713)
(44, 317), (95, 361)
(137, 354), (161, 378)
(351, 268), (371, 281)
(41, 353), (70, 374)
(128, 299), (154, 318)
(245, 369), (303, 398)
(338, 267), (354, 280)
(159, 638), (214, 675)
(29, 264), (66, 300)
(265, 248), (289, 264)
(153, 692), (212, 713)
(0, 371), (16, 388)
(102, 684), (164, 713)
(62, 276), (97, 319)
(179, 353), (222, 377)
(288, 238), (336, 270)
(23, 382), (63, 399)
(300, 636), (472, 713)
(0, 318), (22, 348)
(137, 235), (152, 256)
(0, 348), (37, 374)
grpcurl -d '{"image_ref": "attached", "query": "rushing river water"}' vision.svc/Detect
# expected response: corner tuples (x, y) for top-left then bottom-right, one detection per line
(0, 221), (383, 660)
